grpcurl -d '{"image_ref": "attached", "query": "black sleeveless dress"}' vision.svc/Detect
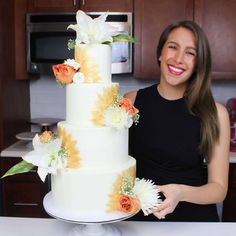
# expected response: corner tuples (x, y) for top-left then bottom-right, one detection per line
(129, 84), (219, 222)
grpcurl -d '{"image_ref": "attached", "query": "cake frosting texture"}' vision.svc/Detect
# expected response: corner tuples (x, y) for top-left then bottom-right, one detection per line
(58, 122), (129, 168)
(75, 44), (112, 83)
(51, 158), (136, 213)
(66, 83), (119, 126)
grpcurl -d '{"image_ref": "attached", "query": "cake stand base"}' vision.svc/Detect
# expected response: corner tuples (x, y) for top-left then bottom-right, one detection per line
(69, 224), (120, 236)
(43, 192), (137, 236)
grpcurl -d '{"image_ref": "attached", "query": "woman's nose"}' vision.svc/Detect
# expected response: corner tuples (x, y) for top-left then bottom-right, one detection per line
(174, 51), (184, 64)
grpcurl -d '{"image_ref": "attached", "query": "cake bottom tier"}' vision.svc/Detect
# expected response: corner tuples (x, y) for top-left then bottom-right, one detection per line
(51, 156), (136, 218)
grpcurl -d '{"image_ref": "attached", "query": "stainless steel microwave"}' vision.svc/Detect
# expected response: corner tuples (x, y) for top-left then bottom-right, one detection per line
(26, 12), (133, 74)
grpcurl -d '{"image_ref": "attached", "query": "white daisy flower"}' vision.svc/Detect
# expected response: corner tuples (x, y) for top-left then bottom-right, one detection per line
(64, 59), (80, 70)
(103, 106), (133, 129)
(133, 178), (162, 215)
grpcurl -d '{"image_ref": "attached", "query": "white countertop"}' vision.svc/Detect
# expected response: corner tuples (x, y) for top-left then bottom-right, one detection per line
(0, 140), (33, 157)
(0, 217), (236, 236)
(230, 151), (236, 163)
(1, 141), (236, 163)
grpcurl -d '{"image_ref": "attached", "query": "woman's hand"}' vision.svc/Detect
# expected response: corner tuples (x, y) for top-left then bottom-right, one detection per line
(151, 184), (183, 219)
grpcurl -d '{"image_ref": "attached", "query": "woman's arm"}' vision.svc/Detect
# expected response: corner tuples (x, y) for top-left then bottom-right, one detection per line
(124, 91), (137, 104)
(152, 103), (230, 219)
(180, 103), (230, 203)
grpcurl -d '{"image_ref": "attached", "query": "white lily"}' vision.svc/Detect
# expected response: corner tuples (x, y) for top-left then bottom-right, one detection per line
(68, 10), (118, 44)
(22, 134), (67, 182)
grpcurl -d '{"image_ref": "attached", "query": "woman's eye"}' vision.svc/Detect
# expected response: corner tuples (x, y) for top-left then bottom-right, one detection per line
(168, 45), (177, 49)
(186, 51), (196, 57)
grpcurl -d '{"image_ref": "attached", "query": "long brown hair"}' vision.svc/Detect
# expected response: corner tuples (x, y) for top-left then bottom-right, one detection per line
(156, 21), (219, 162)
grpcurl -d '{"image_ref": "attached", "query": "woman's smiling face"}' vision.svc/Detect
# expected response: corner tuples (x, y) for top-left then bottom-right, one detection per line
(160, 27), (197, 87)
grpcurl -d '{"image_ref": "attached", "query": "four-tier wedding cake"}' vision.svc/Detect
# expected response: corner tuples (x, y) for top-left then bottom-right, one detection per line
(2, 10), (161, 220)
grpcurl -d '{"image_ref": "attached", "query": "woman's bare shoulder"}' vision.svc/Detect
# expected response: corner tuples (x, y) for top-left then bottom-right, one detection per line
(124, 91), (138, 104)
(215, 102), (230, 128)
(215, 102), (229, 119)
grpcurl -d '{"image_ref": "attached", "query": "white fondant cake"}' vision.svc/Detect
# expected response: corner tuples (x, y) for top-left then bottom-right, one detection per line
(2, 11), (161, 221)
(74, 44), (112, 83)
(66, 83), (119, 126)
(51, 157), (136, 213)
(57, 122), (129, 168)
(50, 43), (139, 217)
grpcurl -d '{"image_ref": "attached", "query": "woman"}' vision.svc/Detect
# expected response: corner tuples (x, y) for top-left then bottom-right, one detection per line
(126, 21), (230, 221)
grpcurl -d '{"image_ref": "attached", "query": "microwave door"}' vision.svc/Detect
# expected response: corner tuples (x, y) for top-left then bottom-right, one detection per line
(111, 31), (132, 74)
(112, 41), (128, 62)
(28, 31), (75, 74)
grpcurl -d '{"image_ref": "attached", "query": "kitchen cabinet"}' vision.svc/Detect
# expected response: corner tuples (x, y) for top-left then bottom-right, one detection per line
(1, 157), (49, 217)
(134, 0), (236, 80)
(0, 0), (30, 150)
(194, 0), (236, 80)
(15, 0), (28, 81)
(80, 0), (133, 12)
(134, 0), (194, 79)
(27, 0), (79, 12)
(0, 0), (31, 214)
(28, 0), (133, 12)
(222, 163), (236, 221)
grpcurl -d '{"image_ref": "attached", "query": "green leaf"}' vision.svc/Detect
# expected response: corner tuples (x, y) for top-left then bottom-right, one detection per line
(1, 160), (34, 178)
(112, 34), (138, 44)
(67, 39), (76, 50)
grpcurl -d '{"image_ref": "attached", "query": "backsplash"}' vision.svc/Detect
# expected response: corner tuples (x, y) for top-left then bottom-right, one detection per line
(30, 74), (236, 123)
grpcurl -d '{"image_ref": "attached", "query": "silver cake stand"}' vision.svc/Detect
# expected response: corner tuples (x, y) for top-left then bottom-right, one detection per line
(43, 192), (137, 236)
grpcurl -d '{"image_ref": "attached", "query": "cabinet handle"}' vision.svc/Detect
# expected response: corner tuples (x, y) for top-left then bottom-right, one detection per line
(82, 0), (85, 5)
(13, 203), (39, 206)
(73, 0), (77, 6)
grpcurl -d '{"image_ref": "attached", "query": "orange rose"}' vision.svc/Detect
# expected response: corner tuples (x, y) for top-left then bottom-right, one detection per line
(39, 131), (54, 144)
(52, 64), (76, 84)
(118, 195), (140, 213)
(119, 98), (139, 116)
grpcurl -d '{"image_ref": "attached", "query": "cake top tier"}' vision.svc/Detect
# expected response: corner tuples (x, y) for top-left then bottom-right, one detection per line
(52, 10), (136, 86)
(52, 43), (112, 84)
(74, 44), (112, 83)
